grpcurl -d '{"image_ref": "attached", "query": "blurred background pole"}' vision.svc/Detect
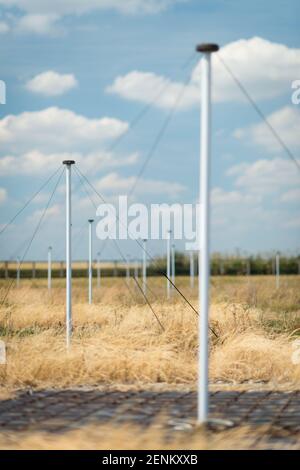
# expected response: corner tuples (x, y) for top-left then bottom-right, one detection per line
(63, 160), (75, 349)
(167, 229), (171, 299)
(88, 219), (94, 304)
(16, 256), (20, 287)
(276, 251), (280, 290)
(97, 251), (101, 289)
(126, 254), (130, 283)
(196, 43), (219, 424)
(134, 259), (139, 279)
(142, 239), (147, 295)
(48, 246), (52, 293)
(190, 251), (194, 289)
(171, 243), (175, 288)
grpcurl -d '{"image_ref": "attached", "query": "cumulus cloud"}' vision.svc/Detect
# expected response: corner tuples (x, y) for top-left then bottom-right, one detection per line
(234, 106), (300, 154)
(0, 150), (138, 176)
(0, 107), (128, 154)
(15, 13), (61, 35)
(211, 187), (260, 206)
(227, 157), (300, 195)
(107, 37), (300, 109)
(281, 188), (300, 203)
(95, 172), (186, 197)
(0, 1), (187, 34)
(0, 188), (7, 204)
(0, 107), (139, 176)
(0, 21), (10, 33)
(107, 71), (198, 110)
(26, 71), (78, 96)
(0, 0), (185, 16)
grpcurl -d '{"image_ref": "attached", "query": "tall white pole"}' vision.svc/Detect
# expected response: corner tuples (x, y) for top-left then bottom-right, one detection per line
(97, 251), (101, 289)
(48, 246), (52, 293)
(88, 219), (94, 304)
(63, 160), (75, 349)
(167, 229), (171, 299)
(190, 251), (194, 289)
(276, 251), (280, 290)
(171, 243), (175, 287)
(142, 239), (147, 295)
(197, 43), (219, 424)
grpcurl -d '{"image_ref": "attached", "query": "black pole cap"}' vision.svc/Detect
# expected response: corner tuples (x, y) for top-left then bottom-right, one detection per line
(196, 43), (219, 53)
(62, 160), (75, 165)
(88, 219), (94, 223)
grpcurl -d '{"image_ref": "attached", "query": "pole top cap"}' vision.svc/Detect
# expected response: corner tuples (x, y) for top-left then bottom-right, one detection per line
(62, 160), (75, 165)
(196, 43), (219, 53)
(88, 219), (94, 223)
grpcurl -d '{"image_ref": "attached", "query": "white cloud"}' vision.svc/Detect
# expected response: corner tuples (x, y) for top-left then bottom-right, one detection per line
(0, 107), (137, 176)
(0, 107), (128, 154)
(27, 203), (61, 224)
(0, 0), (185, 16)
(95, 172), (186, 197)
(107, 37), (300, 109)
(227, 157), (300, 195)
(15, 13), (60, 35)
(107, 71), (198, 111)
(0, 21), (10, 33)
(1, 1), (187, 34)
(211, 187), (260, 205)
(0, 188), (7, 204)
(234, 106), (300, 154)
(0, 149), (138, 176)
(26, 71), (78, 96)
(281, 188), (300, 203)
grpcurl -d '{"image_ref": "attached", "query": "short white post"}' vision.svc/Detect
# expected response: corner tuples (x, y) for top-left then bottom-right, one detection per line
(171, 243), (175, 288)
(190, 251), (195, 289)
(196, 43), (219, 424)
(63, 159), (75, 349)
(48, 246), (52, 293)
(142, 239), (147, 295)
(97, 251), (101, 289)
(16, 257), (20, 287)
(88, 219), (94, 304)
(276, 251), (280, 290)
(167, 230), (171, 299)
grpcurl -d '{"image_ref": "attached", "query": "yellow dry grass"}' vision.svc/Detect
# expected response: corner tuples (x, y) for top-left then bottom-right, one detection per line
(0, 276), (299, 392)
(1, 422), (295, 450)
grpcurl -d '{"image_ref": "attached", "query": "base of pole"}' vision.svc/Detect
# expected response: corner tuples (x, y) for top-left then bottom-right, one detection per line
(168, 417), (234, 432)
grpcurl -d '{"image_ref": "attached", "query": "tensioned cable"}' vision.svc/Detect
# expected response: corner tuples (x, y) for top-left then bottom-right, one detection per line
(216, 53), (300, 173)
(128, 72), (194, 198)
(104, 53), (198, 156)
(0, 165), (62, 237)
(74, 166), (162, 308)
(0, 167), (64, 306)
(133, 276), (165, 332)
(75, 165), (218, 338)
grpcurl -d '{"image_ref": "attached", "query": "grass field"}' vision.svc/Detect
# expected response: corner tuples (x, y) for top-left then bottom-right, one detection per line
(0, 275), (299, 449)
(0, 275), (299, 393)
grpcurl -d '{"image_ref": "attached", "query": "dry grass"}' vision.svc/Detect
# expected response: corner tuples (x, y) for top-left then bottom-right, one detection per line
(0, 422), (293, 450)
(0, 276), (299, 392)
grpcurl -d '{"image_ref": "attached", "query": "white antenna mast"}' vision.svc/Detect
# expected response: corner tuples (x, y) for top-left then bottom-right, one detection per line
(63, 160), (75, 349)
(196, 43), (219, 424)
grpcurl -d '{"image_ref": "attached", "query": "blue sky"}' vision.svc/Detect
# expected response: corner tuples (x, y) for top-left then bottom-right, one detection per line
(0, 0), (299, 261)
